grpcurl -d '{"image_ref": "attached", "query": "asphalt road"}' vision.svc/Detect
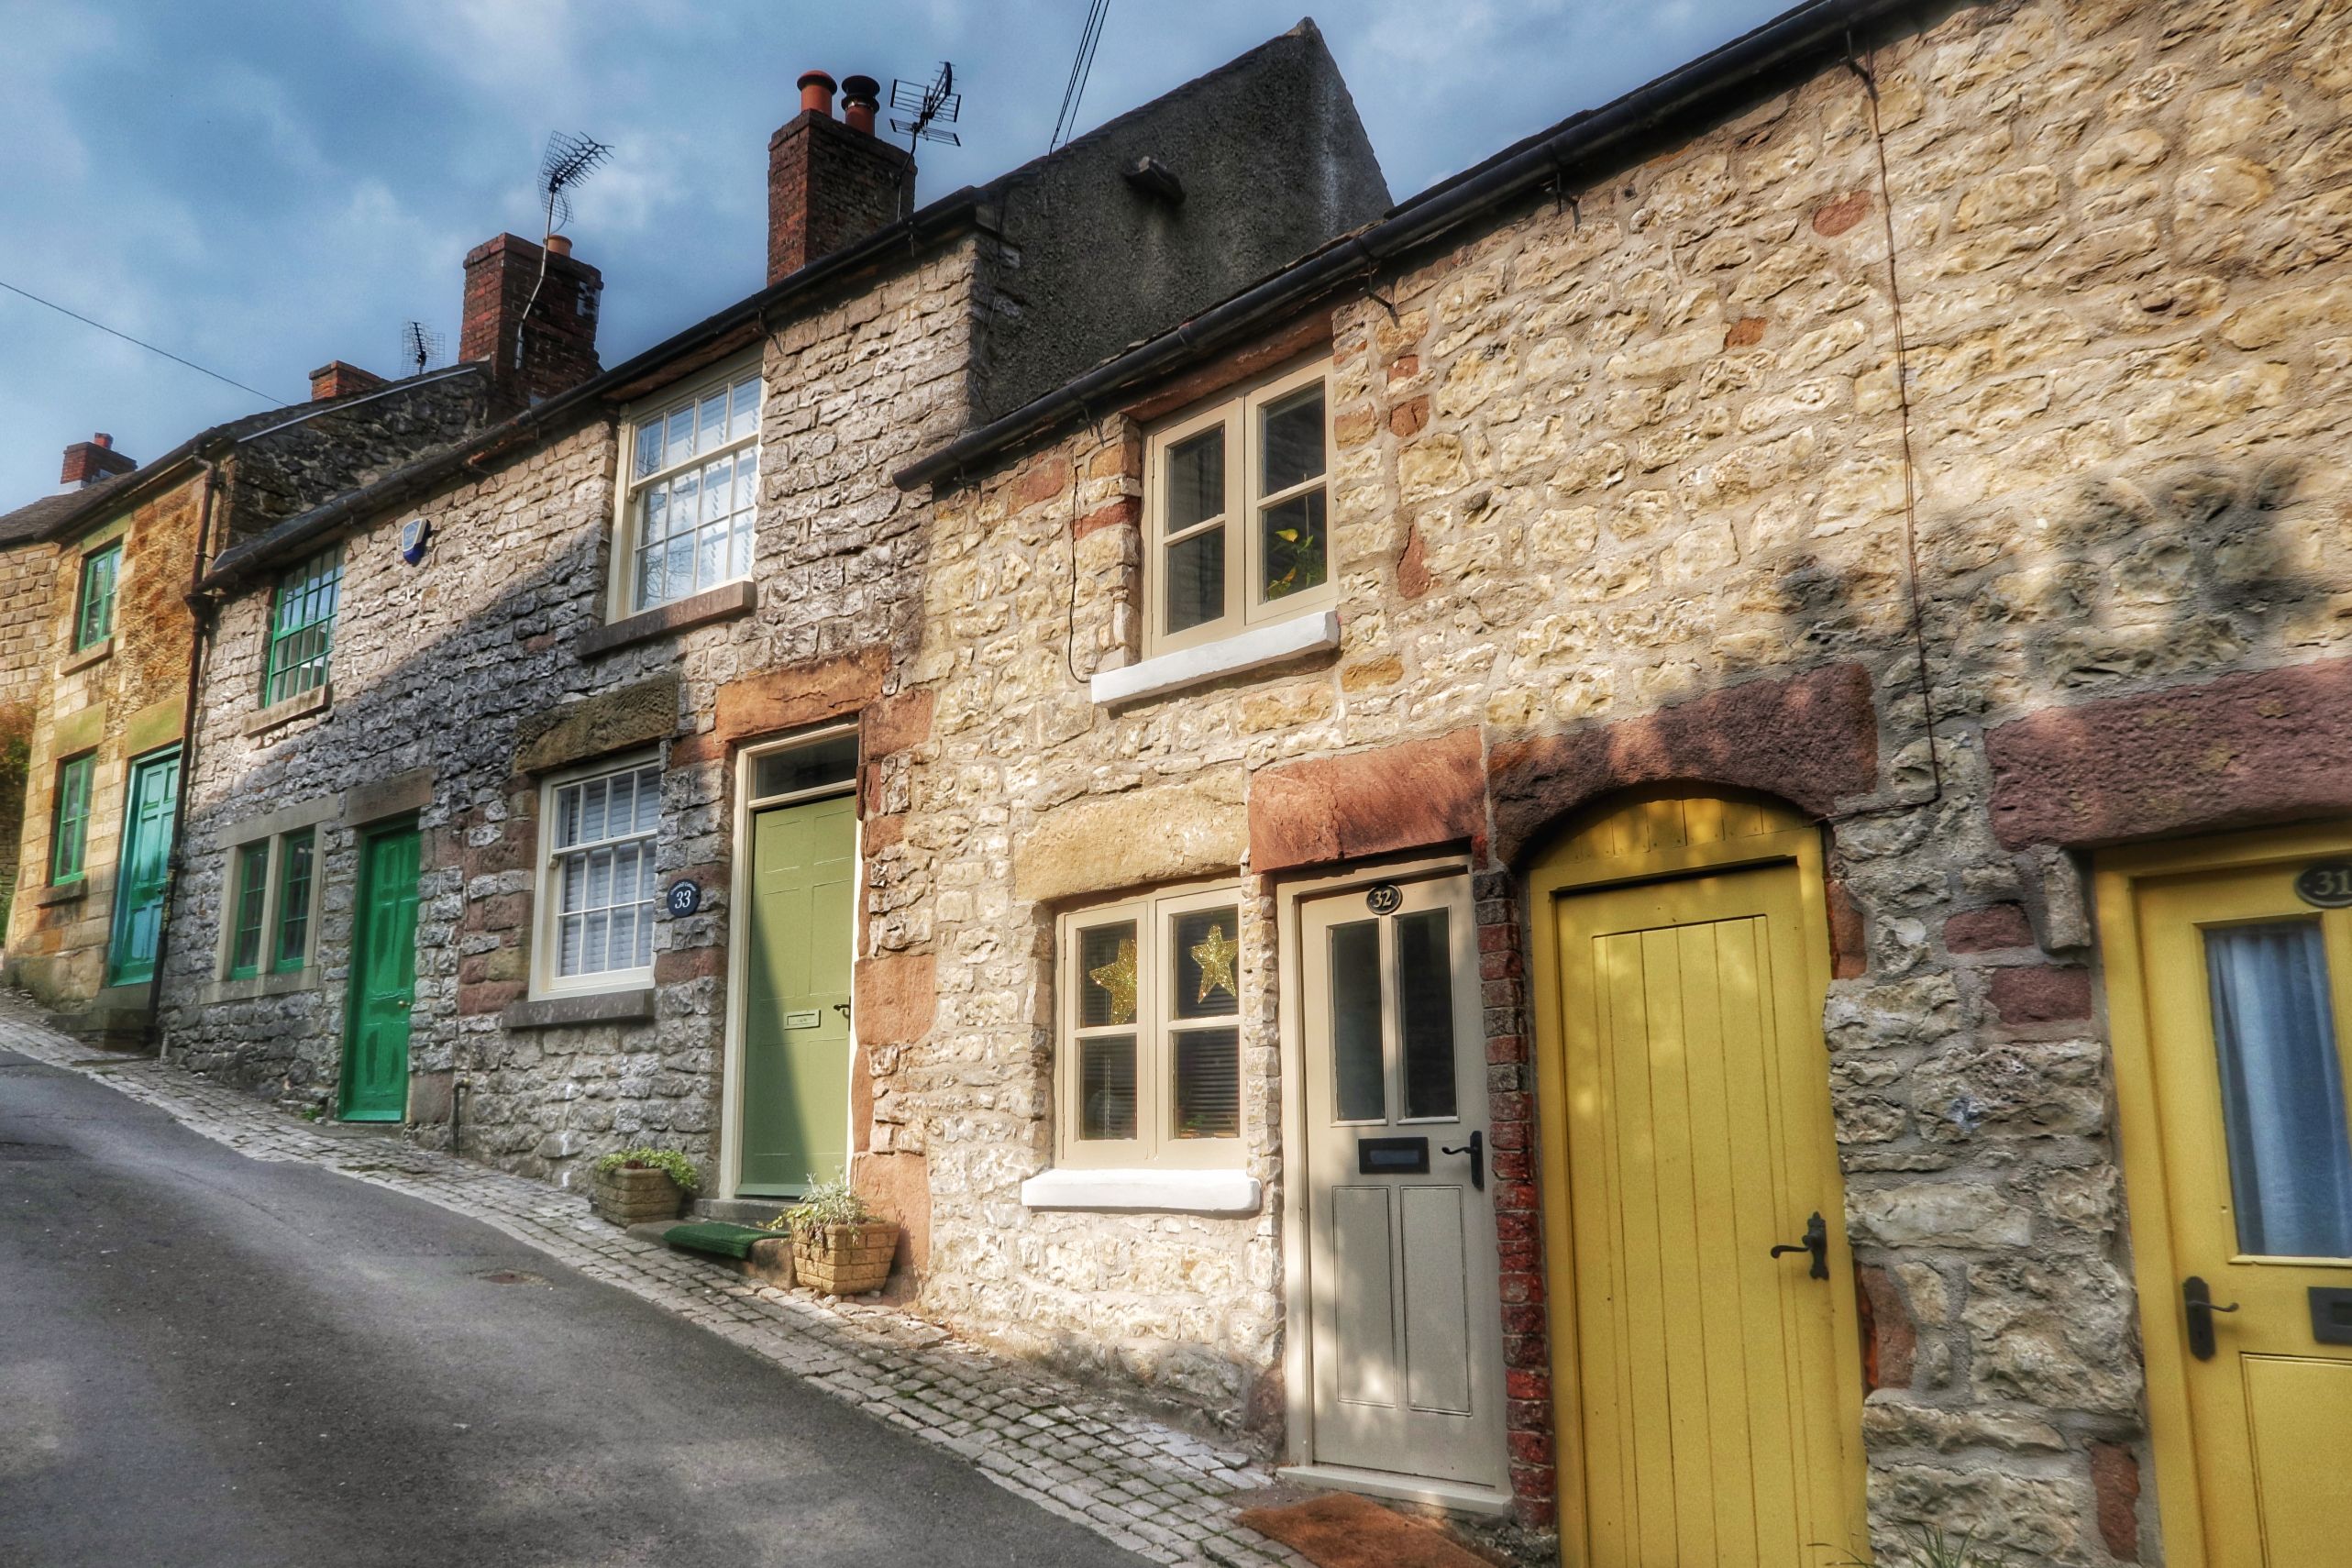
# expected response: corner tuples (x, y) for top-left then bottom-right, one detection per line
(0, 1049), (1146, 1568)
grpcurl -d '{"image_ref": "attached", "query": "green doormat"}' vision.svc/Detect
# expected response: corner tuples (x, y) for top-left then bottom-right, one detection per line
(662, 1221), (782, 1260)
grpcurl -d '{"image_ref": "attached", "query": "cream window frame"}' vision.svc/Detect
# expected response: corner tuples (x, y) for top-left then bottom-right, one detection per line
(612, 355), (764, 618)
(532, 753), (662, 999)
(1055, 880), (1248, 1172)
(1142, 357), (1335, 658)
(214, 827), (325, 980)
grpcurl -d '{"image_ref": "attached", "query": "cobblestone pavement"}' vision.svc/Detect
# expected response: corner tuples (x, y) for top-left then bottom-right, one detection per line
(0, 996), (1309, 1568)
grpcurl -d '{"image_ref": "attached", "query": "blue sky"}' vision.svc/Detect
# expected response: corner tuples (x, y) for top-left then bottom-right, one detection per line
(0, 0), (1798, 502)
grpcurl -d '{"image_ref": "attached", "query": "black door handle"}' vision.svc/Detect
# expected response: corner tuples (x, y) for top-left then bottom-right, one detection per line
(1440, 1131), (1484, 1192)
(1770, 1211), (1829, 1280)
(2183, 1275), (2240, 1361)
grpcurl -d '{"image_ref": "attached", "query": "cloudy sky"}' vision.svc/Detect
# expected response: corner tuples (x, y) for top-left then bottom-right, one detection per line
(0, 0), (1797, 502)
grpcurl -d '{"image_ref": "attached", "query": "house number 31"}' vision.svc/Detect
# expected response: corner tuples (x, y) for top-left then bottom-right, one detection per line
(2295, 862), (2352, 909)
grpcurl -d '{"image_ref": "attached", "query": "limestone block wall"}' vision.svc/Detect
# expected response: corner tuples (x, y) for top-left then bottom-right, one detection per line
(158, 239), (981, 1188)
(884, 0), (2352, 1549)
(0, 540), (52, 920)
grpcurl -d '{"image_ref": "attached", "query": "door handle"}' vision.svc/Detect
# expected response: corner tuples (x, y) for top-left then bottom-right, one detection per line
(1440, 1131), (1484, 1192)
(2183, 1275), (2240, 1361)
(832, 1002), (852, 1021)
(1771, 1211), (1829, 1280)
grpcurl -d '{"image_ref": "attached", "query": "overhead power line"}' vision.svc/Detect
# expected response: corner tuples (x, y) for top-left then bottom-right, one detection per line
(1050, 0), (1111, 151)
(0, 276), (285, 406)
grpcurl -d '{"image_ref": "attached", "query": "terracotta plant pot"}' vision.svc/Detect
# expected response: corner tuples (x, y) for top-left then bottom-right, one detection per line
(592, 1164), (687, 1227)
(792, 1220), (900, 1296)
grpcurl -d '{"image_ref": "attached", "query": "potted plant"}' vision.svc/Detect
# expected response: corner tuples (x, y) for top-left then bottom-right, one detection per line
(591, 1146), (700, 1226)
(768, 1173), (899, 1297)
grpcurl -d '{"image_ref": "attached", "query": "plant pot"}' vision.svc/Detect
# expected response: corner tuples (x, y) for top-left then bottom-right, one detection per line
(791, 1220), (900, 1297)
(592, 1165), (686, 1227)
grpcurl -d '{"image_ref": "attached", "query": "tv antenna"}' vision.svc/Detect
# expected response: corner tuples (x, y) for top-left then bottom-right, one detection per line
(398, 321), (446, 377)
(536, 130), (613, 240)
(890, 62), (963, 157)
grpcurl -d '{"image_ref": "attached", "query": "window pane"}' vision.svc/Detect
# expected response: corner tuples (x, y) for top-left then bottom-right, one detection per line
(51, 755), (93, 881)
(728, 375), (760, 440)
(752, 734), (857, 799)
(1331, 919), (1385, 1121)
(1261, 488), (1328, 603)
(1165, 525), (1225, 635)
(1166, 426), (1223, 532)
(1398, 909), (1459, 1120)
(1172, 907), (1241, 1021)
(635, 541), (666, 611)
(634, 420), (663, 480)
(1078, 921), (1139, 1028)
(2206, 921), (2352, 1257)
(643, 484), (670, 544)
(273, 829), (315, 969)
(1260, 383), (1325, 493)
(734, 447), (759, 513)
(665, 405), (693, 460)
(230, 845), (268, 977)
(1081, 1035), (1138, 1141)
(1173, 1027), (1240, 1139)
(697, 390), (729, 456)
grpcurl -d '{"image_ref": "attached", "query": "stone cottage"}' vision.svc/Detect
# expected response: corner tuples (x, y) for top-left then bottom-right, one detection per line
(858, 0), (2352, 1561)
(154, 34), (1386, 1209)
(4, 370), (491, 1040)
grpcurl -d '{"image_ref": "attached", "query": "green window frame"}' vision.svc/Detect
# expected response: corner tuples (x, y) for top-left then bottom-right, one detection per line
(262, 546), (342, 707)
(272, 827), (316, 972)
(227, 843), (270, 979)
(73, 543), (120, 651)
(49, 753), (94, 883)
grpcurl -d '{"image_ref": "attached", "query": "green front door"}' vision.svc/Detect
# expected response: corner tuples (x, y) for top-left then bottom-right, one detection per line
(340, 824), (421, 1122)
(739, 793), (855, 1196)
(105, 747), (182, 986)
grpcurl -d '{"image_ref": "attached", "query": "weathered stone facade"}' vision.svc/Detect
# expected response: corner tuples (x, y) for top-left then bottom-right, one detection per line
(860, 0), (2352, 1552)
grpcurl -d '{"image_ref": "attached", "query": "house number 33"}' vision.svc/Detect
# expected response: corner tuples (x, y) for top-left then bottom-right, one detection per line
(2295, 862), (2352, 909)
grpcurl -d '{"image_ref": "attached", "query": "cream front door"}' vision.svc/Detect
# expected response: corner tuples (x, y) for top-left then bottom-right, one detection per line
(2106, 837), (2352, 1568)
(1299, 874), (1507, 1492)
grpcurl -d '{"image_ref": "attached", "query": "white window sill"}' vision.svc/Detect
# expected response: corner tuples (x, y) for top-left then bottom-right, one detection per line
(1089, 610), (1339, 706)
(1020, 1166), (1263, 1215)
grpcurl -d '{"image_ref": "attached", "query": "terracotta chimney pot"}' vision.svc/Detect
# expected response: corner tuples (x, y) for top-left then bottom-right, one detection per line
(799, 71), (838, 116)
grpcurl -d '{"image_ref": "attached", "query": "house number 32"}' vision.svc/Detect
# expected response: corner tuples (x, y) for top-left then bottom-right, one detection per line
(2295, 862), (2352, 909)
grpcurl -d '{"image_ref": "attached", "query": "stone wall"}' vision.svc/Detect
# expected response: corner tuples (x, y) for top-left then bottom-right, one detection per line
(158, 239), (984, 1186)
(881, 0), (2352, 1549)
(0, 540), (52, 919)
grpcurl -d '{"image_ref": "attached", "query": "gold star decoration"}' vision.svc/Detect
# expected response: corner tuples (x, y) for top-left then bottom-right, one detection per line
(1190, 922), (1239, 1005)
(1088, 937), (1138, 1025)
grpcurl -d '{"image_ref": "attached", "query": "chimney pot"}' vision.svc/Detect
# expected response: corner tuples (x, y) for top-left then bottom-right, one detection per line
(93, 433), (113, 449)
(841, 75), (881, 136)
(799, 70), (838, 116)
(545, 233), (573, 257)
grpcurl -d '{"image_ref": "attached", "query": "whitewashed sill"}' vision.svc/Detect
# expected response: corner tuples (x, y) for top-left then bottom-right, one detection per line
(1021, 1167), (1263, 1215)
(1088, 611), (1339, 706)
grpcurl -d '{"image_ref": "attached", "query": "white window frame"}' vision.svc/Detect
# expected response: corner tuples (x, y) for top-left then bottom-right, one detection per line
(214, 825), (324, 980)
(534, 753), (663, 998)
(612, 355), (763, 617)
(1055, 880), (1249, 1172)
(1142, 356), (1335, 658)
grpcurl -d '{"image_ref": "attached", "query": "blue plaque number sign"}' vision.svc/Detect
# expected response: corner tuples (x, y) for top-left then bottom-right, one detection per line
(664, 879), (702, 918)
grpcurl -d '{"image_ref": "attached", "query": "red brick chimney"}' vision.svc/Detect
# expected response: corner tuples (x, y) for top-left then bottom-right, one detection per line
(308, 360), (387, 401)
(458, 232), (604, 415)
(60, 433), (136, 490)
(767, 70), (913, 285)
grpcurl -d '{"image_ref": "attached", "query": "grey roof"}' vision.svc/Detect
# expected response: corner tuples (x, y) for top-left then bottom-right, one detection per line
(0, 475), (130, 547)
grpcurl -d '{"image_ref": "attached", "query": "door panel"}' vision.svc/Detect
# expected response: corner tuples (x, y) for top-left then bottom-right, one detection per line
(2123, 859), (2352, 1567)
(340, 826), (419, 1122)
(1302, 875), (1507, 1490)
(738, 793), (856, 1197)
(106, 748), (181, 986)
(1553, 865), (1859, 1568)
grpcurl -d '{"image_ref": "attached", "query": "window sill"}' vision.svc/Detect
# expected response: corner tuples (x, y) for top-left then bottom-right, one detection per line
(197, 968), (319, 1004)
(247, 683), (331, 737)
(501, 987), (657, 1030)
(578, 580), (756, 657)
(1020, 1166), (1263, 1215)
(34, 880), (86, 907)
(61, 638), (113, 675)
(1089, 610), (1340, 706)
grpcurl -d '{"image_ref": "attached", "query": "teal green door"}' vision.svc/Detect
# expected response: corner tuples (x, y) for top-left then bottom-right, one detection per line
(340, 824), (421, 1122)
(739, 793), (856, 1196)
(105, 747), (182, 986)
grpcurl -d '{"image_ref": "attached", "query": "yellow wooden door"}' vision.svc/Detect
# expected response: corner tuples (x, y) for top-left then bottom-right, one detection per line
(1531, 792), (1867, 1568)
(2107, 843), (2352, 1568)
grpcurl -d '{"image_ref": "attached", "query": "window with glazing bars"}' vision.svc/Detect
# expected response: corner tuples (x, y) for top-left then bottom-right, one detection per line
(73, 543), (120, 651)
(226, 843), (270, 978)
(546, 760), (660, 984)
(262, 546), (342, 706)
(272, 828), (315, 972)
(624, 368), (761, 612)
(49, 753), (94, 883)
